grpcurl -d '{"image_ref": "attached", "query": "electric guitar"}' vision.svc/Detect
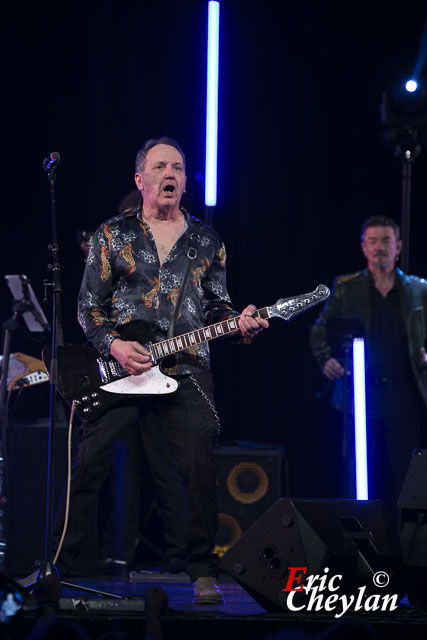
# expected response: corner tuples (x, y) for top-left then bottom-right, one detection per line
(46, 285), (329, 421)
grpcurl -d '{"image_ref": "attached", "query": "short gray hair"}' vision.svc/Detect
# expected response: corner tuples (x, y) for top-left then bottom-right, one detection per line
(135, 137), (186, 173)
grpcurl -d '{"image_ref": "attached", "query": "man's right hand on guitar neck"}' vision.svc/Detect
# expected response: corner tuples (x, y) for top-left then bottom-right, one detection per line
(110, 339), (153, 375)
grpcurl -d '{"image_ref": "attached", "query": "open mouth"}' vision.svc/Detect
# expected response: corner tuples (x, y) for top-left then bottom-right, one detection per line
(163, 184), (176, 194)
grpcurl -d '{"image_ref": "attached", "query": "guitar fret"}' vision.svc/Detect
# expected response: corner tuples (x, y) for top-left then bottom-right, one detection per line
(227, 318), (238, 332)
(153, 310), (261, 360)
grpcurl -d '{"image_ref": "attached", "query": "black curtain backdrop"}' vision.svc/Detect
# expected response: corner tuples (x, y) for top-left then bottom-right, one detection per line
(3, 0), (427, 497)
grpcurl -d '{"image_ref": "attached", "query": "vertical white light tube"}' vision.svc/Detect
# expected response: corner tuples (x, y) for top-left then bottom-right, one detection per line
(353, 338), (368, 500)
(205, 1), (220, 207)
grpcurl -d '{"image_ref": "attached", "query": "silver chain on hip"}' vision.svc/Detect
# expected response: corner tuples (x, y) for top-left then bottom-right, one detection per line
(189, 374), (221, 434)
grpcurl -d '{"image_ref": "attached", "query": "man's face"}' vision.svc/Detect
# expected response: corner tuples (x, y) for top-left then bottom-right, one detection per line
(361, 225), (402, 272)
(135, 144), (186, 211)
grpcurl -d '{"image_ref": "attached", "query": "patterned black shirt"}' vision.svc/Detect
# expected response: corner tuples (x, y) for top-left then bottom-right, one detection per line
(77, 207), (238, 374)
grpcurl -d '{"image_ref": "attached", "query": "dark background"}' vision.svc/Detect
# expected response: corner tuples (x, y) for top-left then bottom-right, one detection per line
(3, 0), (427, 499)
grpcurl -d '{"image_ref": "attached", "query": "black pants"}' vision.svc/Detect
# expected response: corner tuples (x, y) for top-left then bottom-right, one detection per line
(366, 379), (427, 516)
(98, 421), (187, 566)
(53, 371), (219, 581)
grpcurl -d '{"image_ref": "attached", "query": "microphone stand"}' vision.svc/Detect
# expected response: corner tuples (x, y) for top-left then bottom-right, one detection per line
(38, 156), (122, 599)
(37, 158), (63, 581)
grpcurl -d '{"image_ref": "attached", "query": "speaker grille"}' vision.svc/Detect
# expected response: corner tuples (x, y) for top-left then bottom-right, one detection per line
(226, 462), (269, 504)
(214, 444), (286, 556)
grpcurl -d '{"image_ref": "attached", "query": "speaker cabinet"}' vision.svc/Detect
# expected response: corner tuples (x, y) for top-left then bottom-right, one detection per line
(213, 444), (287, 556)
(5, 420), (98, 576)
(398, 449), (427, 603)
(221, 498), (402, 612)
(398, 448), (427, 512)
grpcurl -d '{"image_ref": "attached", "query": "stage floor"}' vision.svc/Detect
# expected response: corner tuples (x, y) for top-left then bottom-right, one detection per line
(11, 569), (427, 639)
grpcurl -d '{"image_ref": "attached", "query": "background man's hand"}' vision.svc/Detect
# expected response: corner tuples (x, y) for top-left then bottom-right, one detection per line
(238, 304), (269, 338)
(110, 339), (153, 375)
(322, 357), (345, 381)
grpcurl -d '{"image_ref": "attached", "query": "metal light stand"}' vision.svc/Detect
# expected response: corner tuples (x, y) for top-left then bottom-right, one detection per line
(204, 205), (213, 227)
(340, 335), (355, 499)
(327, 318), (364, 498)
(1, 270), (54, 572)
(395, 141), (422, 274)
(0, 312), (20, 567)
(380, 89), (426, 273)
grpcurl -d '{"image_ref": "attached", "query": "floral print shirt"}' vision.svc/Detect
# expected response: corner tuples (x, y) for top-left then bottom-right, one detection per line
(78, 207), (238, 374)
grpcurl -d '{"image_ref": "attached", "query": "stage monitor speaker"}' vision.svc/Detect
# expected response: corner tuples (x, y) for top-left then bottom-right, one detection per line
(213, 444), (287, 557)
(221, 498), (402, 612)
(398, 448), (427, 512)
(398, 449), (427, 604)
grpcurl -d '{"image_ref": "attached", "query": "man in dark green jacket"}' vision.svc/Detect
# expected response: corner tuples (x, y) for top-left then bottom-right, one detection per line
(311, 215), (427, 512)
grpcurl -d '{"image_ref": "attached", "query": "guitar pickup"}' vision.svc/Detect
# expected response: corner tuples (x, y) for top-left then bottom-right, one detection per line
(147, 343), (156, 364)
(97, 357), (127, 384)
(97, 358), (111, 384)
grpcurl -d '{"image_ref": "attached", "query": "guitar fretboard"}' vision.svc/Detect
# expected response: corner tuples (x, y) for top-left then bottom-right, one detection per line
(150, 307), (270, 361)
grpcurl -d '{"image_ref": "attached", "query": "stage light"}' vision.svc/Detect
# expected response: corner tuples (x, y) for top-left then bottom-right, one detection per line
(353, 338), (368, 500)
(205, 1), (220, 207)
(380, 81), (427, 148)
(405, 80), (418, 93)
(393, 77), (426, 116)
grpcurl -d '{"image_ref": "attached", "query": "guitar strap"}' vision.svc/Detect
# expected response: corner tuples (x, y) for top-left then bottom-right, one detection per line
(167, 231), (200, 340)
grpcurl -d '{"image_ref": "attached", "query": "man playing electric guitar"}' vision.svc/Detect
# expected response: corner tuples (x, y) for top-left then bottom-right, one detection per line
(53, 137), (268, 604)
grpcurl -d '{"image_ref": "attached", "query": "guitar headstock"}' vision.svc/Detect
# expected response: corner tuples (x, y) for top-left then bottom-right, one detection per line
(268, 284), (330, 321)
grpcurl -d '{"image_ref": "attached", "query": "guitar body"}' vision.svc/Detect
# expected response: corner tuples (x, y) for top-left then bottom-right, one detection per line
(43, 344), (178, 422)
(0, 352), (49, 391)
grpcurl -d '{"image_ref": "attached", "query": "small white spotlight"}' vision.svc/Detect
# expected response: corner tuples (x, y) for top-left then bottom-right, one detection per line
(405, 79), (418, 93)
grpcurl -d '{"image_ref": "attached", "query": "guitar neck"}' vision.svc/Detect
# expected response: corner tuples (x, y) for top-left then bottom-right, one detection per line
(150, 307), (270, 361)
